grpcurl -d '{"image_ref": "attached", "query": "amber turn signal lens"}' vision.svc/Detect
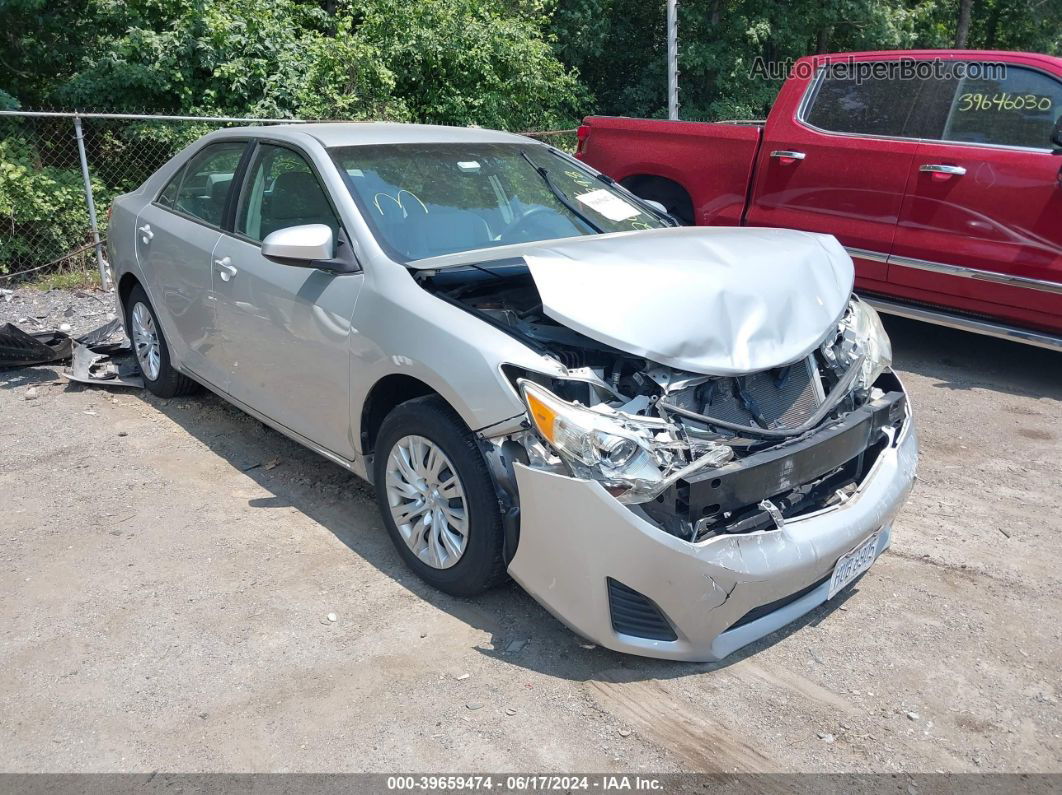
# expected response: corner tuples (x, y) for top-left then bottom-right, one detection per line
(522, 384), (558, 445)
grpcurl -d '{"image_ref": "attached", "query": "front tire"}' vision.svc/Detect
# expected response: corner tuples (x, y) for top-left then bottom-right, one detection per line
(124, 284), (199, 398)
(373, 396), (508, 596)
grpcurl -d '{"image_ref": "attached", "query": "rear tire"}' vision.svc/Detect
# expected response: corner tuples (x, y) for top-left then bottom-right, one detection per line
(123, 284), (199, 398)
(373, 395), (508, 596)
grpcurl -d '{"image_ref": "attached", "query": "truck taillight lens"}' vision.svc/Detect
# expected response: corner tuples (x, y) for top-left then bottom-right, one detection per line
(576, 124), (590, 155)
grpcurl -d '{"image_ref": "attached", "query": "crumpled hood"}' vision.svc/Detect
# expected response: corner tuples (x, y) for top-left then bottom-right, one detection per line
(410, 226), (854, 376)
(521, 227), (853, 375)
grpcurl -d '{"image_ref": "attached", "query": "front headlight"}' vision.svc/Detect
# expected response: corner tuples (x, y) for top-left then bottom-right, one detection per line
(823, 298), (893, 393)
(518, 379), (732, 503)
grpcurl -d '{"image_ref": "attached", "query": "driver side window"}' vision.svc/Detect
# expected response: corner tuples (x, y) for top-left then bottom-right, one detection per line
(236, 145), (340, 244)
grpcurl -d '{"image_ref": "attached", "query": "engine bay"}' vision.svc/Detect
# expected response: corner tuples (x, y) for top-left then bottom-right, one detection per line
(419, 264), (906, 542)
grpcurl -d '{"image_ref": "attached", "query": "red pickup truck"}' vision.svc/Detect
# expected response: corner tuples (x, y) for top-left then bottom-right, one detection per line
(576, 49), (1062, 351)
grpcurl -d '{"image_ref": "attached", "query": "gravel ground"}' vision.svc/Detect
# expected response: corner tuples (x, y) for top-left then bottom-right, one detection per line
(1, 288), (1060, 773)
(0, 286), (119, 338)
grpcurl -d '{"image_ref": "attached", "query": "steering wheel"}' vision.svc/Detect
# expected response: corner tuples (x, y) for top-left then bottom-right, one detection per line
(497, 206), (558, 242)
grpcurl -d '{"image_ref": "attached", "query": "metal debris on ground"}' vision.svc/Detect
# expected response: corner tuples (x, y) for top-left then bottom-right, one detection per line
(62, 319), (144, 389)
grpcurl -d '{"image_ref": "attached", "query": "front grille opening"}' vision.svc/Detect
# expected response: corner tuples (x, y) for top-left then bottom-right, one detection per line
(607, 578), (678, 642)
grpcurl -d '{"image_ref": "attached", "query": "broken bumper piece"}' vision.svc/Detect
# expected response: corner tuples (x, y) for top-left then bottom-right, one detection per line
(507, 414), (917, 662)
(62, 319), (144, 389)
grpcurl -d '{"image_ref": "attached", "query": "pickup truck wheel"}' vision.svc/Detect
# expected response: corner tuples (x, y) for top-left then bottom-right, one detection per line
(373, 396), (508, 596)
(123, 285), (199, 398)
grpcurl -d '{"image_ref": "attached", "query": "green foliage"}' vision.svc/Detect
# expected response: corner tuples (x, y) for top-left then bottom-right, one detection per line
(0, 0), (1058, 275)
(0, 136), (109, 274)
(350, 0), (585, 130)
(549, 0), (1062, 121)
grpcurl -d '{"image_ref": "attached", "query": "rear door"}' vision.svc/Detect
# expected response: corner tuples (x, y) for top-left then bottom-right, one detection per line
(891, 60), (1062, 333)
(745, 59), (921, 287)
(208, 141), (362, 459)
(134, 140), (247, 383)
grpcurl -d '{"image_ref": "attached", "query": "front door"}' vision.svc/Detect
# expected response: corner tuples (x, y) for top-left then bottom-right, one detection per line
(134, 140), (247, 382)
(745, 59), (920, 288)
(209, 142), (363, 459)
(891, 60), (1062, 333)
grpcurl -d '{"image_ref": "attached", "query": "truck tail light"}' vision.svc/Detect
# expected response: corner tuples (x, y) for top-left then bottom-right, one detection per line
(576, 124), (590, 155)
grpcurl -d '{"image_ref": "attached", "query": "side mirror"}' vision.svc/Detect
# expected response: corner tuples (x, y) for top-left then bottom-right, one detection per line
(262, 224), (334, 263)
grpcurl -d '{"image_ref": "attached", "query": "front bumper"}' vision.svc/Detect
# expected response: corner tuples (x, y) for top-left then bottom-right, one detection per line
(507, 413), (918, 662)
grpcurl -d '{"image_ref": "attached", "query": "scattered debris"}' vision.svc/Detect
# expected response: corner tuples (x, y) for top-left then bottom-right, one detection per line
(907, 711), (920, 721)
(0, 323), (72, 368)
(455, 673), (470, 681)
(618, 728), (632, 738)
(817, 732), (835, 743)
(505, 708), (517, 716)
(264, 457), (282, 471)
(998, 527), (1011, 539)
(327, 613), (337, 623)
(62, 320), (144, 390)
(23, 387), (39, 401)
(466, 702), (484, 711)
(505, 639), (528, 654)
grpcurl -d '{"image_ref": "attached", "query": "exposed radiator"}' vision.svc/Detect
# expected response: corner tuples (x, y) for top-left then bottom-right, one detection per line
(702, 356), (823, 430)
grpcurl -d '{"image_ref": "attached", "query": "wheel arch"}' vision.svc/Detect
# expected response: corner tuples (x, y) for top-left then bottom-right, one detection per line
(360, 373), (445, 458)
(117, 271), (142, 316)
(619, 174), (695, 225)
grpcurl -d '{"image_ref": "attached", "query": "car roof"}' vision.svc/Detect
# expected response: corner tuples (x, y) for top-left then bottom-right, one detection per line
(220, 122), (535, 148)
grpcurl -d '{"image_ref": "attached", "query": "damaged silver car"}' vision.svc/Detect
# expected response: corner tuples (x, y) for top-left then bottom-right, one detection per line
(108, 123), (917, 661)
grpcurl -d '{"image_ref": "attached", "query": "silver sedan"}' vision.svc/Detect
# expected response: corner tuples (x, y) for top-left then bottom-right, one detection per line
(108, 123), (916, 661)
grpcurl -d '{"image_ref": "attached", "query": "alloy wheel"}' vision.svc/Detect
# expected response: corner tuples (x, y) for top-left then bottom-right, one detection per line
(384, 434), (469, 569)
(130, 302), (161, 381)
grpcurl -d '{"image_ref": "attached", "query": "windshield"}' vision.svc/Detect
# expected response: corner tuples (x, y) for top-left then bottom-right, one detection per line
(329, 143), (668, 261)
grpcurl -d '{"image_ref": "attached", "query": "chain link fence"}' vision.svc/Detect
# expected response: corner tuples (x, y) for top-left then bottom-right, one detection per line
(0, 111), (575, 287)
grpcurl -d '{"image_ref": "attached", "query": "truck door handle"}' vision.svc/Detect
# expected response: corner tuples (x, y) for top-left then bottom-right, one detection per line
(138, 224), (153, 244)
(770, 150), (806, 164)
(214, 256), (238, 282)
(920, 164), (966, 180)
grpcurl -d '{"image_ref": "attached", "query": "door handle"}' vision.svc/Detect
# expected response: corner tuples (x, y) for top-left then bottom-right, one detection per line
(214, 256), (238, 282)
(138, 224), (153, 244)
(770, 150), (806, 164)
(920, 164), (966, 180)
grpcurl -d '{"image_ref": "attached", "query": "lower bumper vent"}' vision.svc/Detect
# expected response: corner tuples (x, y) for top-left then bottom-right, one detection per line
(607, 578), (677, 642)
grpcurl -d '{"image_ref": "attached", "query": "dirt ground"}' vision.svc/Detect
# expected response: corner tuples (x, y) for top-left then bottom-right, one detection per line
(1, 288), (1060, 774)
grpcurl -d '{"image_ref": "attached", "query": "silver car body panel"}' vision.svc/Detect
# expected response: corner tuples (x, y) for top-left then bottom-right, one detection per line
(508, 415), (917, 661)
(521, 227), (853, 375)
(106, 122), (918, 661)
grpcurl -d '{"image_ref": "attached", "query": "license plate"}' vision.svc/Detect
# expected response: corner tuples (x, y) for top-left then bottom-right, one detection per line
(828, 531), (880, 600)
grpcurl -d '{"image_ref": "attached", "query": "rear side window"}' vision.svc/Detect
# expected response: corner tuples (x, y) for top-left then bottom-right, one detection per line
(803, 64), (918, 138)
(157, 170), (181, 208)
(940, 65), (1062, 149)
(164, 142), (246, 226)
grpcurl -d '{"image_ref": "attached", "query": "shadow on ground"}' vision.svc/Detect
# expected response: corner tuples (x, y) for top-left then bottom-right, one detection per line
(883, 315), (1062, 400)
